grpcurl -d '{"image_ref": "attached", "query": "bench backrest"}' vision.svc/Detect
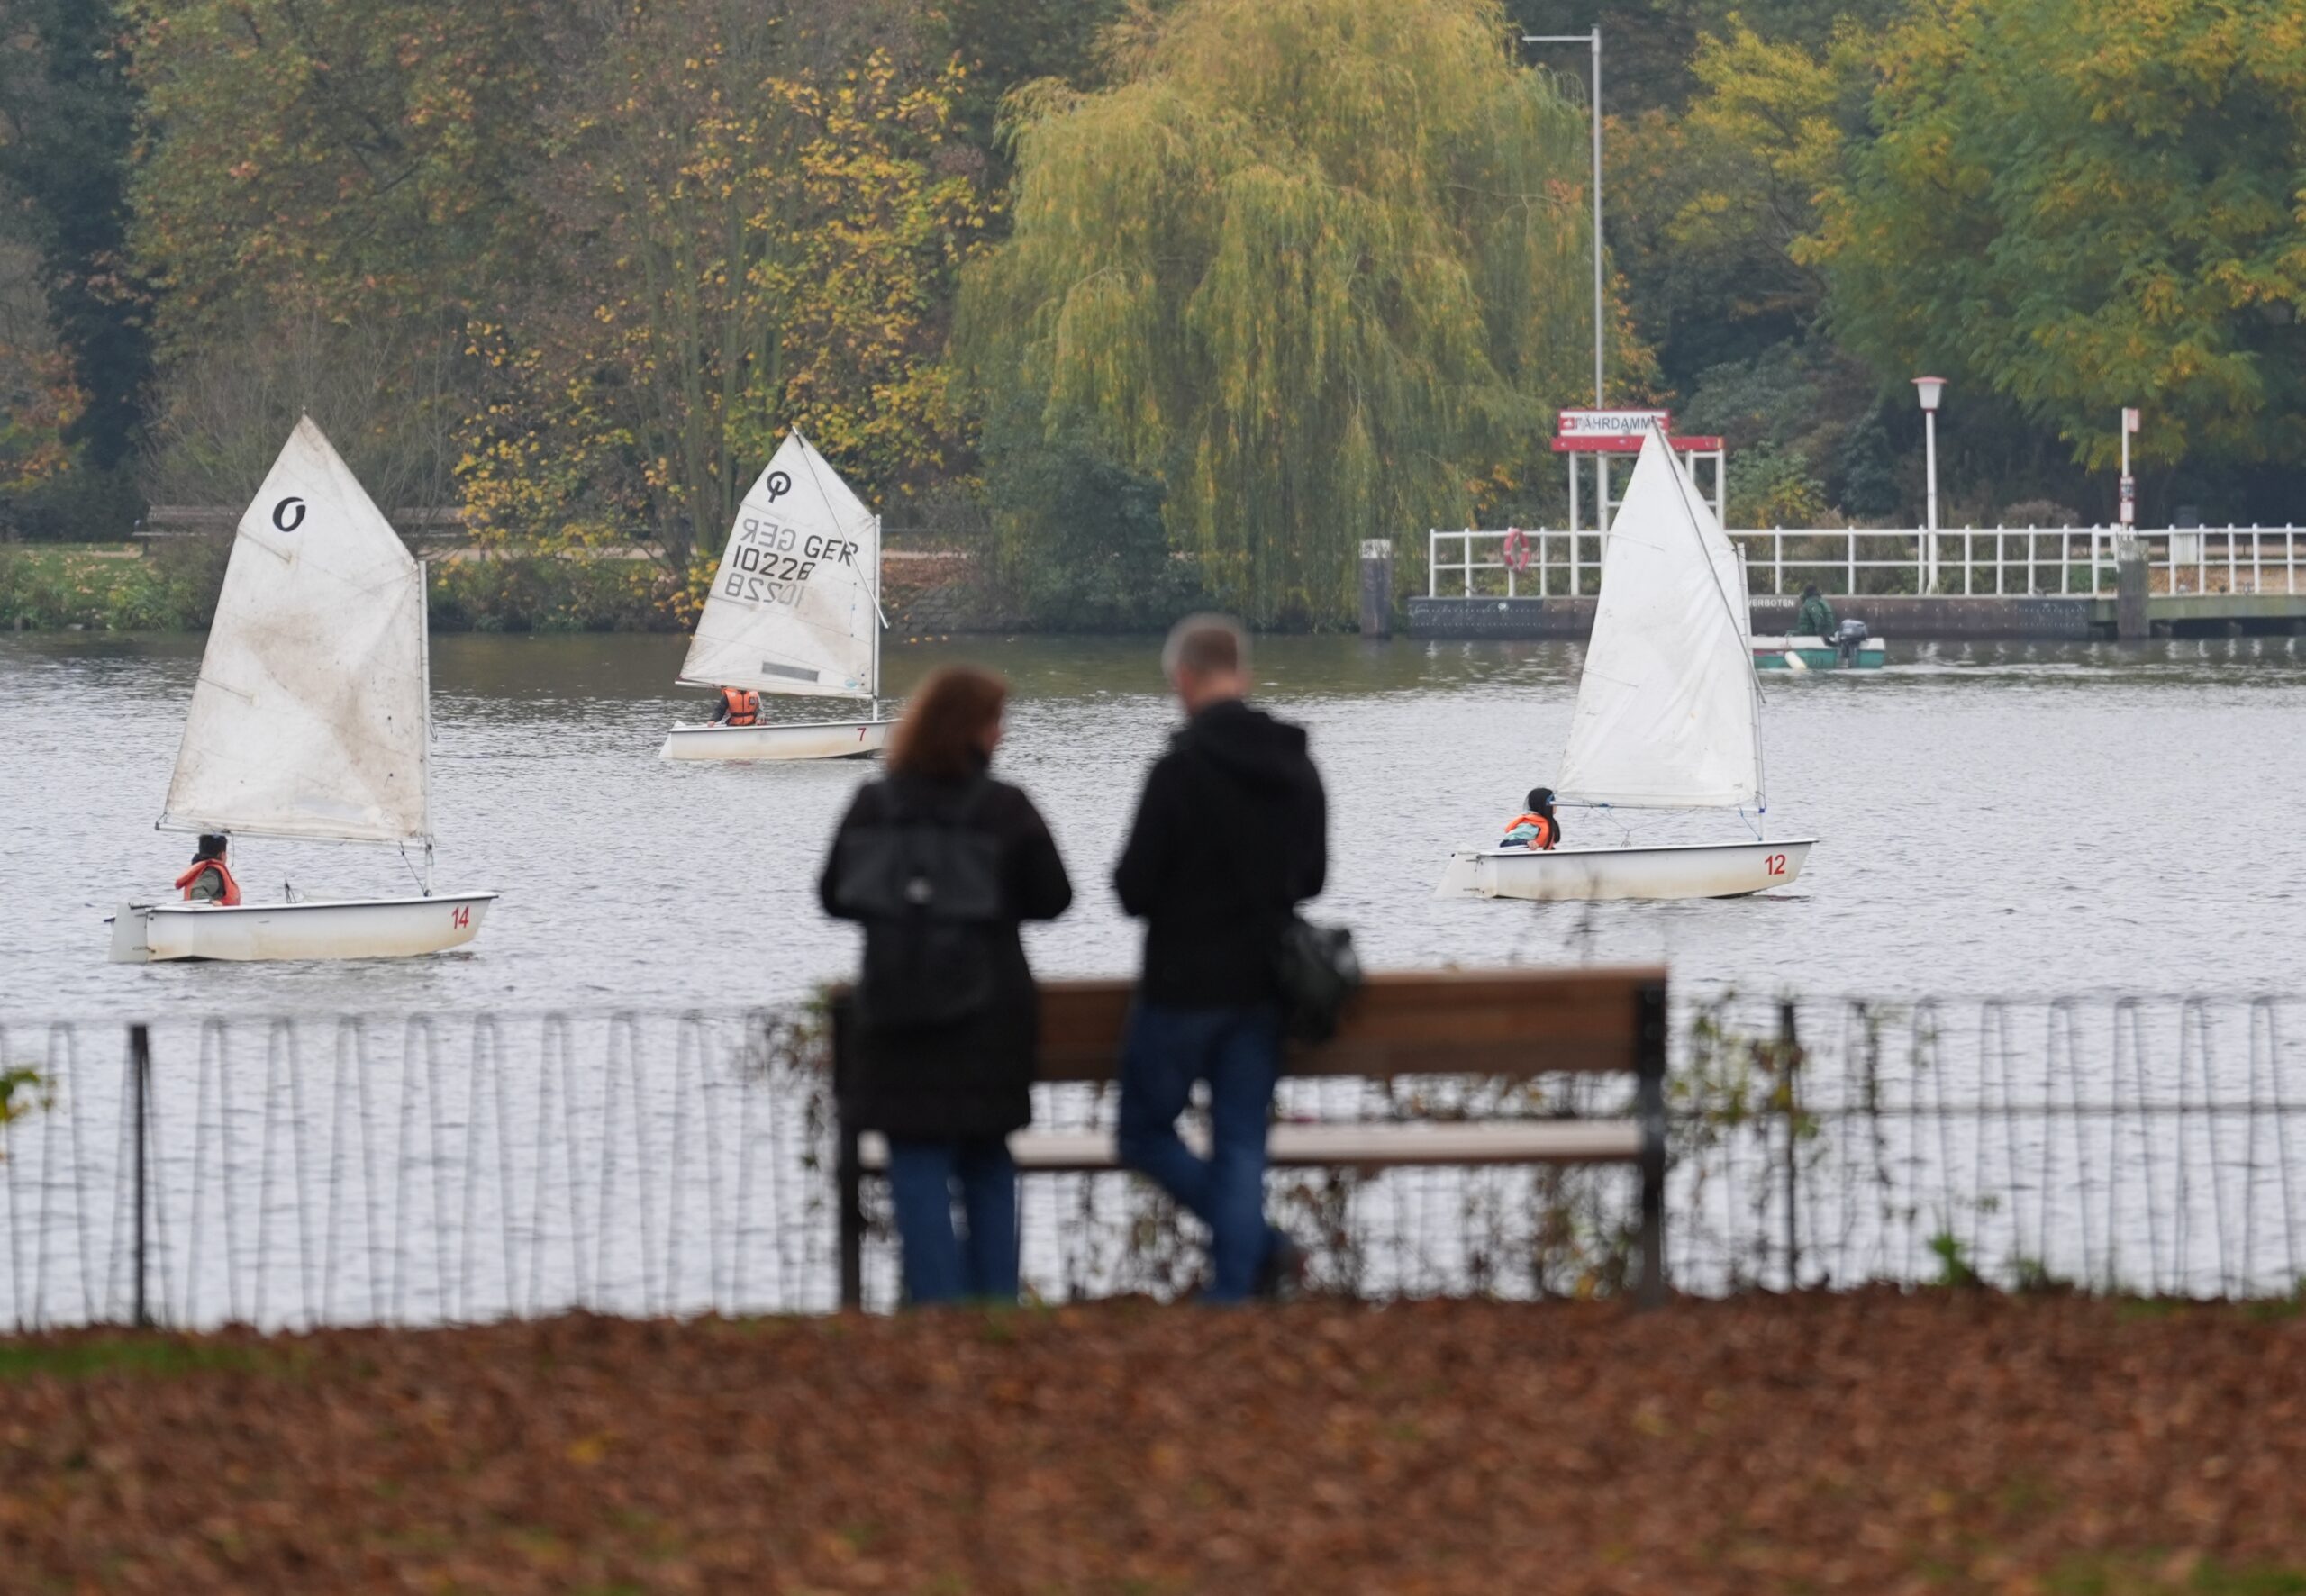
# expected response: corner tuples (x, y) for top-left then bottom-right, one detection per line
(1031, 966), (1666, 1082)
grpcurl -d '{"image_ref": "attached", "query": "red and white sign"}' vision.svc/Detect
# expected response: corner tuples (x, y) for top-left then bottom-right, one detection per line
(1550, 409), (1721, 454)
(1555, 408), (1671, 450)
(2122, 407), (2141, 434)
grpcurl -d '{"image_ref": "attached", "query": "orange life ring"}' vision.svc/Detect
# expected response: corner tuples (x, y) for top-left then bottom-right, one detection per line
(1501, 526), (1533, 573)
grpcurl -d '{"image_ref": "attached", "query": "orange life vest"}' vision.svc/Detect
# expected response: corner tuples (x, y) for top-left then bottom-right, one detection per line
(1503, 812), (1557, 850)
(174, 857), (242, 906)
(721, 686), (760, 726)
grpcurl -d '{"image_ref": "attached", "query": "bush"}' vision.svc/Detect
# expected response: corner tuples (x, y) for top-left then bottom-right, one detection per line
(0, 541), (682, 633)
(428, 554), (680, 633)
(984, 423), (1209, 631)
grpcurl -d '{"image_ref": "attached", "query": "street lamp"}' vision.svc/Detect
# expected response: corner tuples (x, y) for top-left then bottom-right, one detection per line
(1913, 376), (1945, 590)
(1523, 29), (1604, 409)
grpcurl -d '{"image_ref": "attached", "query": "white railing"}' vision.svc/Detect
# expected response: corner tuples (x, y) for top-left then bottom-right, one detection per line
(1426, 526), (2306, 600)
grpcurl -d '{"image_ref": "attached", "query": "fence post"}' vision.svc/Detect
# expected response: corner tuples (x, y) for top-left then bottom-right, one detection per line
(1634, 981), (1668, 1309)
(1776, 1001), (1801, 1292)
(1357, 540), (1394, 638)
(2117, 533), (2149, 641)
(130, 1022), (152, 1329)
(832, 997), (866, 1310)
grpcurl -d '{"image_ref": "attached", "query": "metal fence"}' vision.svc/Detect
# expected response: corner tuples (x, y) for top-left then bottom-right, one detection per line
(3, 995), (2301, 1331)
(1429, 525), (2306, 600)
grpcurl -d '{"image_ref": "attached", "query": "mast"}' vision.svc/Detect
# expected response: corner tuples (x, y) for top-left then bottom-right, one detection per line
(869, 512), (883, 715)
(419, 557), (436, 893)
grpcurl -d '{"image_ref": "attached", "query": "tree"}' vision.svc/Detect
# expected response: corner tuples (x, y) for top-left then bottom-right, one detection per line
(0, 0), (150, 476)
(958, 0), (1607, 628)
(126, 0), (568, 514)
(1812, 0), (2306, 472)
(128, 0), (563, 336)
(458, 0), (987, 576)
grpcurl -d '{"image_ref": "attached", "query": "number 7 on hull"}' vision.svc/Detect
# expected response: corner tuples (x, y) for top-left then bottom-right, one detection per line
(661, 431), (895, 762)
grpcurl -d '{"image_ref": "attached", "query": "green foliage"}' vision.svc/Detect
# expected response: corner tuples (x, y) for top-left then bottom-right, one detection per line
(0, 540), (672, 632)
(0, 1335), (262, 1383)
(127, 0), (558, 339)
(925, 0), (1127, 177)
(0, 538), (223, 630)
(1726, 441), (1828, 528)
(1927, 1229), (1983, 1290)
(1814, 0), (2306, 473)
(458, 2), (988, 573)
(428, 555), (681, 635)
(126, 0), (567, 535)
(980, 410), (1205, 630)
(958, 0), (1608, 628)
(0, 0), (153, 476)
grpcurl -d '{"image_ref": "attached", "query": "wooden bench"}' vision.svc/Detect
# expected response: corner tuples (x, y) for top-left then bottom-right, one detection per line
(832, 965), (1668, 1307)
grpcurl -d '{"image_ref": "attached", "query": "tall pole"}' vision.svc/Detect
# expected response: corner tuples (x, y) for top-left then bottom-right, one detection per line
(1524, 30), (1605, 407)
(1915, 376), (1946, 592)
(1923, 409), (1938, 591)
(1588, 28), (1603, 409)
(2120, 407), (2138, 530)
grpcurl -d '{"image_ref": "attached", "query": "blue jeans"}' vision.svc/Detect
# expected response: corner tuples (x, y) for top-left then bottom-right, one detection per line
(1116, 1002), (1286, 1303)
(885, 1137), (1019, 1306)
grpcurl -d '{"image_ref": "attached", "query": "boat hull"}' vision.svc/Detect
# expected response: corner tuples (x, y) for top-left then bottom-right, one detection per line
(107, 893), (498, 964)
(1753, 635), (1886, 670)
(659, 719), (894, 762)
(1435, 839), (1815, 902)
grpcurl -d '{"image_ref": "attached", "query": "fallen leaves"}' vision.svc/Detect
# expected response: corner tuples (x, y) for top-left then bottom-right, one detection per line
(3, 1293), (2305, 1591)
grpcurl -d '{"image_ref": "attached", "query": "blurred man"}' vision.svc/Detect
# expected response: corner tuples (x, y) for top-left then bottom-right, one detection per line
(1113, 614), (1328, 1302)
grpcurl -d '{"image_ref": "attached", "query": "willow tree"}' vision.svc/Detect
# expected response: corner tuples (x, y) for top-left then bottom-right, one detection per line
(957, 0), (1602, 628)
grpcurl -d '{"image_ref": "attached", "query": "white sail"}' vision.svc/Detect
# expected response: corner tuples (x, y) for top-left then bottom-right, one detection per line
(679, 431), (880, 700)
(1555, 425), (1762, 811)
(160, 417), (431, 846)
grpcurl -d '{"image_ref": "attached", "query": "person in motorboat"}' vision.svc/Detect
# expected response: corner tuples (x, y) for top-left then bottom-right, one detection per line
(1500, 788), (1560, 851)
(710, 685), (760, 726)
(177, 834), (241, 905)
(1795, 584), (1836, 639)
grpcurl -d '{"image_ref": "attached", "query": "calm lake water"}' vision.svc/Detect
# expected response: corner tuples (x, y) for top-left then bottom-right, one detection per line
(5, 630), (2303, 1022)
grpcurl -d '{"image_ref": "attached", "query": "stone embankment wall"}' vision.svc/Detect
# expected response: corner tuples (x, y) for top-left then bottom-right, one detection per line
(882, 549), (1003, 638)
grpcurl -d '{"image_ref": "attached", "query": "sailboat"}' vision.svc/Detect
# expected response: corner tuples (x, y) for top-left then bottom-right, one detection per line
(1436, 423), (1815, 902)
(660, 431), (894, 761)
(107, 418), (496, 962)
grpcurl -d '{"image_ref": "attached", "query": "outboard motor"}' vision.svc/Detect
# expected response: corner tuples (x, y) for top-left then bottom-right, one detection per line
(1834, 617), (1870, 667)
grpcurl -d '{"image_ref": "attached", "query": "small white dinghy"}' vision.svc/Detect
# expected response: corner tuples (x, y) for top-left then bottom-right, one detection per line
(1438, 423), (1815, 902)
(661, 431), (894, 761)
(108, 417), (495, 962)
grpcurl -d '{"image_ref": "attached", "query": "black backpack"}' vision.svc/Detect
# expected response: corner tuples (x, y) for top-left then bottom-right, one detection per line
(831, 780), (1006, 1031)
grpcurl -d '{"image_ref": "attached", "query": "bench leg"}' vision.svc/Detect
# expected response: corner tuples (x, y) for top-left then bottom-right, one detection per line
(832, 998), (865, 1310)
(1636, 980), (1668, 1309)
(838, 1122), (864, 1310)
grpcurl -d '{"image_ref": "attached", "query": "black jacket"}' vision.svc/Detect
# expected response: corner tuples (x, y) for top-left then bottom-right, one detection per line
(1114, 697), (1327, 1007)
(820, 770), (1073, 1140)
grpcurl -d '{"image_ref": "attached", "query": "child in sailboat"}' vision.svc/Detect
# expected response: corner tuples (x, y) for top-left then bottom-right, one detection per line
(1500, 789), (1560, 851)
(176, 834), (241, 904)
(709, 686), (761, 726)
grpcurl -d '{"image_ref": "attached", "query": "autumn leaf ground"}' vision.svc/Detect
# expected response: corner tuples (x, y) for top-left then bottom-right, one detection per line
(4, 1292), (2306, 1593)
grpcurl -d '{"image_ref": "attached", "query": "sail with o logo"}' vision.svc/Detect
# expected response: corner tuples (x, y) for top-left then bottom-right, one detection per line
(160, 415), (431, 845)
(677, 431), (881, 702)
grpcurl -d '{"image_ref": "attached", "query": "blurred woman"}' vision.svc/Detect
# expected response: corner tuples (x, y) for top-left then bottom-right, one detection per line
(819, 666), (1071, 1304)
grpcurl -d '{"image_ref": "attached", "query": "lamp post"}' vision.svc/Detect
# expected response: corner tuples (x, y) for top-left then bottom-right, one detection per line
(1913, 376), (1945, 591)
(1523, 28), (1604, 409)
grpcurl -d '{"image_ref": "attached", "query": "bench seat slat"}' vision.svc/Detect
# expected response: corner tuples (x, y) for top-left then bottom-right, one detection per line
(856, 1120), (1643, 1174)
(1028, 966), (1667, 1082)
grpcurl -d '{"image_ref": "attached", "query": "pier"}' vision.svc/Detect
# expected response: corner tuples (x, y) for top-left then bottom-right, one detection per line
(1407, 524), (2306, 639)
